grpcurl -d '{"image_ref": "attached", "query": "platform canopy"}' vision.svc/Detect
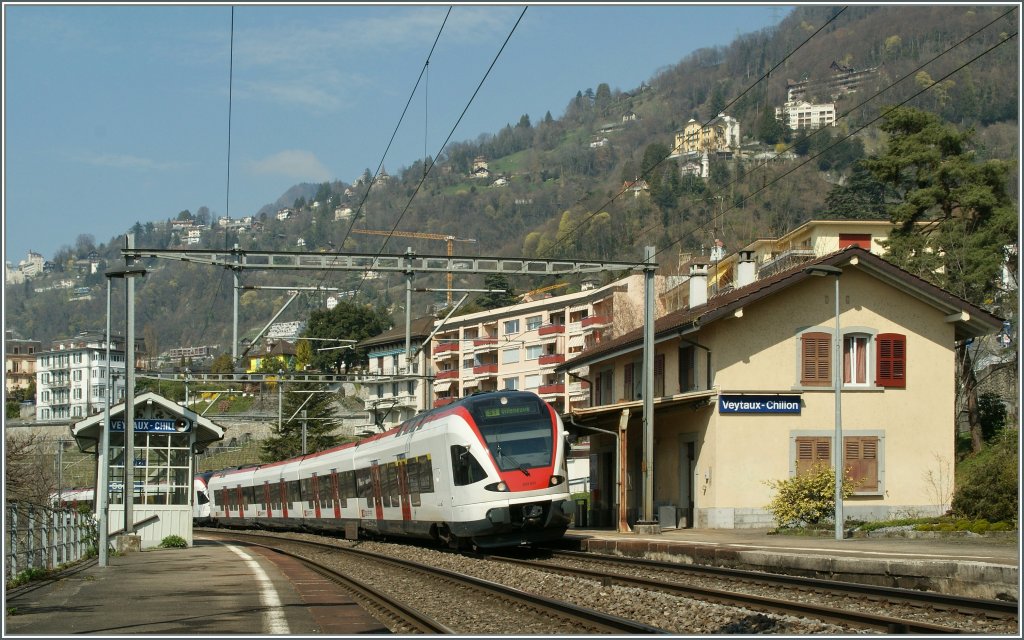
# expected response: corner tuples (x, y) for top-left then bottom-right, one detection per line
(70, 391), (225, 454)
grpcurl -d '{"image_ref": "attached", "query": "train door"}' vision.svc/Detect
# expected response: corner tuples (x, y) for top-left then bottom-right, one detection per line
(370, 462), (384, 521)
(279, 479), (289, 518)
(220, 487), (230, 517)
(236, 486), (244, 519)
(330, 470), (341, 519)
(311, 474), (322, 519)
(397, 458), (412, 522)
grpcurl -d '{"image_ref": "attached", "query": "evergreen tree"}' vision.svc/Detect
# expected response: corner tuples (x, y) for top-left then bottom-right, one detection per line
(305, 301), (391, 373)
(863, 106), (1017, 452)
(476, 274), (518, 310)
(260, 381), (343, 462)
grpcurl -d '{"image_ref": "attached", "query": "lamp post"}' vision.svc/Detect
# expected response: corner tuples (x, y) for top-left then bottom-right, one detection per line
(804, 263), (844, 541)
(101, 265), (147, 566)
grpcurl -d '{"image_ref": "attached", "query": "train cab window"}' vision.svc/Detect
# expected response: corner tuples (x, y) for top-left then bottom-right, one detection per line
(451, 445), (488, 486)
(197, 490), (210, 505)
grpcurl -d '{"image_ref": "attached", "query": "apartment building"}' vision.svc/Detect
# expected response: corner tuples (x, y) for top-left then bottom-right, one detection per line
(35, 331), (134, 421)
(429, 275), (659, 415)
(775, 99), (837, 131)
(357, 316), (434, 431)
(5, 331), (41, 395)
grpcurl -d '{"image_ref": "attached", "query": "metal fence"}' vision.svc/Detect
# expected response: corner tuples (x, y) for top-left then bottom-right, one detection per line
(5, 502), (95, 579)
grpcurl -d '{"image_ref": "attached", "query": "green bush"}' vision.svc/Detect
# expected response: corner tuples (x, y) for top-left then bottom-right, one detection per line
(952, 430), (1018, 523)
(158, 535), (188, 549)
(764, 463), (857, 528)
(6, 567), (49, 589)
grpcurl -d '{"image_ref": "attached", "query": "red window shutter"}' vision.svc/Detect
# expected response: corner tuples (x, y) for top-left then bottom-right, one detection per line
(844, 436), (879, 491)
(839, 233), (872, 250)
(801, 332), (831, 386)
(876, 333), (907, 388)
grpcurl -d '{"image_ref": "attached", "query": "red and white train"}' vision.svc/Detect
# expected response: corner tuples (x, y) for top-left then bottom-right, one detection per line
(204, 391), (575, 549)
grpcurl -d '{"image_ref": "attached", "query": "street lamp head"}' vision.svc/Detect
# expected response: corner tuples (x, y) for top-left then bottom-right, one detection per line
(105, 266), (148, 279)
(803, 264), (843, 277)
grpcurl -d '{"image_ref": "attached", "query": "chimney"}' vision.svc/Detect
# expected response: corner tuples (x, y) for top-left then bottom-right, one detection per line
(736, 250), (756, 287)
(689, 262), (709, 308)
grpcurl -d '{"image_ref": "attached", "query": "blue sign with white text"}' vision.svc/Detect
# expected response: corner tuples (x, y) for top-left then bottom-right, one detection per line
(718, 395), (801, 414)
(110, 419), (188, 433)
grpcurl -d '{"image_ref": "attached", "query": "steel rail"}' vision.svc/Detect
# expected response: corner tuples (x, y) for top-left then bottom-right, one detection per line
(488, 554), (966, 634)
(546, 548), (1019, 618)
(206, 531), (668, 634)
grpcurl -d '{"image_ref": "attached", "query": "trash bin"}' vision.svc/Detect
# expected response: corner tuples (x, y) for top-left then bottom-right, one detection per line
(574, 498), (588, 528)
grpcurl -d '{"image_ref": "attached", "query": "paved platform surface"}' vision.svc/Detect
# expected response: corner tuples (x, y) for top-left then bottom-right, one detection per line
(3, 538), (387, 636)
(562, 526), (1020, 600)
(3, 528), (1018, 635)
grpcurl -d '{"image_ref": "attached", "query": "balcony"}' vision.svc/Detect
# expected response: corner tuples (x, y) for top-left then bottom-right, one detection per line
(538, 353), (565, 366)
(538, 383), (565, 395)
(473, 363), (498, 376)
(433, 342), (459, 355)
(435, 369), (459, 380)
(538, 324), (565, 336)
(473, 338), (499, 349)
(581, 315), (610, 329)
(433, 397), (455, 408)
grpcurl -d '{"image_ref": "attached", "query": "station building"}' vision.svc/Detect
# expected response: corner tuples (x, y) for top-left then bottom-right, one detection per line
(557, 246), (1002, 530)
(71, 391), (225, 548)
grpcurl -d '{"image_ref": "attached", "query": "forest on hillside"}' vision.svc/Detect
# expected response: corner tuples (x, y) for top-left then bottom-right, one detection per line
(5, 5), (1018, 356)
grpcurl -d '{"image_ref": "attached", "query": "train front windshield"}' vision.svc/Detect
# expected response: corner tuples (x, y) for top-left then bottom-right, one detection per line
(467, 394), (554, 472)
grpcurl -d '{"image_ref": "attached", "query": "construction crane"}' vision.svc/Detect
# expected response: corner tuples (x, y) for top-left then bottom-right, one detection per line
(352, 229), (477, 304)
(520, 282), (569, 301)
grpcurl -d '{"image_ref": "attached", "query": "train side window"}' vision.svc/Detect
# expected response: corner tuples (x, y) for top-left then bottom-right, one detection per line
(451, 446), (487, 486)
(318, 476), (333, 510)
(300, 477), (314, 508)
(288, 480), (301, 504)
(355, 468), (372, 501)
(420, 455), (434, 493)
(387, 463), (399, 507)
(340, 470), (356, 507)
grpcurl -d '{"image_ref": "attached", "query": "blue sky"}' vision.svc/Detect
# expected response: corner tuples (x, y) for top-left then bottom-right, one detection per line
(3, 2), (791, 263)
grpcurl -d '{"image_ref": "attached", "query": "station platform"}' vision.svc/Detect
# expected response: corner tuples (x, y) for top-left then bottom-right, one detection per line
(561, 526), (1020, 601)
(3, 538), (387, 636)
(3, 528), (1018, 636)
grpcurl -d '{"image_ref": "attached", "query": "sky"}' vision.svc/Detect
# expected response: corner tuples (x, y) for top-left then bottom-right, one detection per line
(3, 2), (792, 263)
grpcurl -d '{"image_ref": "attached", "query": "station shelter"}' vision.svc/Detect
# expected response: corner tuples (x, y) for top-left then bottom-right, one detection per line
(71, 391), (225, 548)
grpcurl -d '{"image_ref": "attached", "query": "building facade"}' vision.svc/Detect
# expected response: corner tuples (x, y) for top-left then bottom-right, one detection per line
(429, 275), (658, 416)
(558, 247), (1001, 530)
(5, 331), (42, 395)
(775, 99), (837, 130)
(357, 316), (434, 432)
(673, 114), (741, 159)
(35, 331), (133, 421)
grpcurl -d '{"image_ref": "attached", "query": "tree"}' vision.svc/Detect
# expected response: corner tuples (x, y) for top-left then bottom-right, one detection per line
(824, 162), (892, 219)
(210, 353), (235, 374)
(476, 274), (518, 310)
(295, 339), (314, 371)
(304, 301), (391, 373)
(260, 381), (343, 462)
(863, 106), (1017, 452)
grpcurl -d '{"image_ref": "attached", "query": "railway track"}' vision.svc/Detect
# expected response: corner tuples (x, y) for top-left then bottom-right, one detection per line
(202, 530), (667, 634)
(486, 548), (1019, 634)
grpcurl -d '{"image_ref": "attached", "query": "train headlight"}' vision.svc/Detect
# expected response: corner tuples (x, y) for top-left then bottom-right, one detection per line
(549, 475), (565, 486)
(485, 481), (509, 492)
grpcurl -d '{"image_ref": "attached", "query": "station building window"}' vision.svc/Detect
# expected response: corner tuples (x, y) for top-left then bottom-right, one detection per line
(107, 431), (191, 505)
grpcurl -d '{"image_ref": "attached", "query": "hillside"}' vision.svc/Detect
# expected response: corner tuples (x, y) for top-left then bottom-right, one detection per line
(5, 5), (1018, 356)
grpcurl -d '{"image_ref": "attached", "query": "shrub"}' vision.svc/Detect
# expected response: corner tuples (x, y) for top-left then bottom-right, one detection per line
(158, 535), (188, 549)
(764, 463), (857, 528)
(952, 430), (1018, 523)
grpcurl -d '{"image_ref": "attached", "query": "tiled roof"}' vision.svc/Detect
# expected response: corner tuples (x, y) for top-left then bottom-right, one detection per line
(558, 246), (1003, 370)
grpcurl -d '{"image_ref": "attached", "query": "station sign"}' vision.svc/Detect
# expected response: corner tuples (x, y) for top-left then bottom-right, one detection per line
(110, 419), (190, 433)
(718, 395), (801, 414)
